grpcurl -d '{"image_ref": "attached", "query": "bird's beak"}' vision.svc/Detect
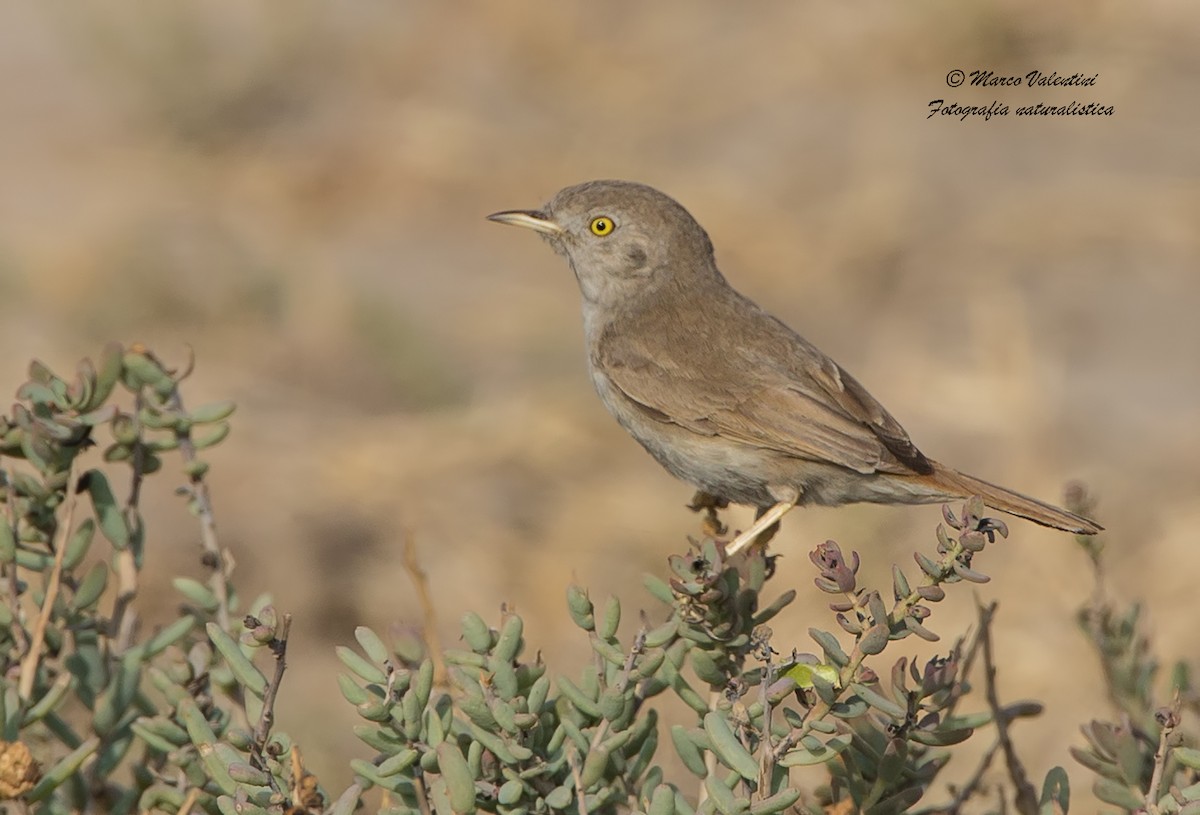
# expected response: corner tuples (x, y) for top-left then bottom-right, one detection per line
(486, 209), (564, 236)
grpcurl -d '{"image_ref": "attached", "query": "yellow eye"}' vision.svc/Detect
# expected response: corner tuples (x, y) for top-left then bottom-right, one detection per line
(589, 216), (614, 236)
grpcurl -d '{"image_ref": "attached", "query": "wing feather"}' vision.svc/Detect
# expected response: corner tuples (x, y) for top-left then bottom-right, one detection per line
(596, 309), (932, 476)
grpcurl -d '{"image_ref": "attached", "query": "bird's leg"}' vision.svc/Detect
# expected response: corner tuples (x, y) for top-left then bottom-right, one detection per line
(687, 490), (729, 538)
(726, 500), (796, 557)
(747, 504), (783, 551)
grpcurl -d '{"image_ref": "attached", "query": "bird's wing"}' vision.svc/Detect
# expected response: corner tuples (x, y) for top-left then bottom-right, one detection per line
(785, 337), (933, 474)
(596, 318), (931, 476)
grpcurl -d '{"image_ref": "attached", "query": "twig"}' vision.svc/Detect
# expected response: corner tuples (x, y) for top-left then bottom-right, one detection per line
(1146, 698), (1181, 814)
(401, 532), (447, 686)
(567, 747), (590, 815)
(3, 479), (30, 657)
(412, 771), (434, 815)
(936, 609), (992, 724)
(166, 386), (231, 631)
(889, 529), (968, 632)
(18, 460), (79, 700)
(585, 629), (647, 754)
(177, 786), (200, 815)
(945, 738), (1002, 814)
(250, 613), (293, 771)
(109, 395), (148, 652)
(977, 600), (1038, 815)
(697, 687), (722, 804)
(111, 552), (139, 652)
(757, 659), (776, 798)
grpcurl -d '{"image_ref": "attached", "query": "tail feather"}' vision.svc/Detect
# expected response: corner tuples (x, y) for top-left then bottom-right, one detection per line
(921, 464), (1102, 535)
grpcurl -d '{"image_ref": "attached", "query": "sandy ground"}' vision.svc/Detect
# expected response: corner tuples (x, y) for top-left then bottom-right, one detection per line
(2, 1), (1198, 807)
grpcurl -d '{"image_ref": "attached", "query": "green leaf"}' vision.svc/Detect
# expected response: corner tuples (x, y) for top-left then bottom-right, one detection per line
(598, 596), (621, 640)
(337, 674), (369, 706)
(1174, 747), (1200, 770)
(649, 785), (677, 815)
(436, 741), (476, 814)
(192, 422), (231, 450)
(497, 779), (524, 806)
(908, 727), (973, 746)
(671, 725), (708, 777)
(644, 618), (679, 648)
(352, 724), (404, 753)
(591, 637), (626, 667)
(70, 562), (109, 612)
(580, 732), (626, 789)
(461, 719), (519, 765)
(914, 551), (944, 579)
(690, 648), (728, 687)
(25, 737), (101, 802)
(704, 711), (758, 781)
(86, 470), (129, 549)
(207, 623), (268, 698)
(598, 688), (626, 723)
(131, 716), (190, 750)
(748, 788), (801, 815)
(350, 758), (407, 793)
(1069, 746), (1124, 782)
(779, 733), (852, 767)
(703, 773), (746, 815)
(190, 400), (237, 424)
(829, 696), (869, 719)
(783, 662), (839, 690)
(1093, 778), (1144, 811)
(227, 762), (271, 786)
(942, 710), (995, 730)
(62, 518), (95, 570)
(808, 628), (849, 667)
(461, 612), (492, 653)
(1039, 766), (1070, 814)
(86, 342), (124, 411)
(849, 682), (906, 719)
(752, 589), (796, 626)
(177, 697), (217, 745)
(643, 573), (675, 604)
(336, 645), (388, 684)
(172, 576), (219, 609)
(131, 720), (182, 754)
(566, 585), (595, 631)
(143, 616), (198, 658)
(545, 784), (574, 810)
(859, 624), (890, 655)
(557, 677), (601, 719)
(354, 626), (391, 665)
(527, 675), (550, 713)
(23, 673), (75, 725)
(493, 614), (524, 663)
(0, 519), (14, 565)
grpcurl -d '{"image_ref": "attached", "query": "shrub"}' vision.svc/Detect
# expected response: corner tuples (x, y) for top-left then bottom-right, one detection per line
(0, 344), (1195, 814)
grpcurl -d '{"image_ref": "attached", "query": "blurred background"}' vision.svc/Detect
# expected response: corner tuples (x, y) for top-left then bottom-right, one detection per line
(2, 0), (1197, 803)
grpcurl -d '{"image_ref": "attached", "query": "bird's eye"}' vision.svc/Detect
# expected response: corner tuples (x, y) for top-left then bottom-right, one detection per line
(589, 216), (615, 237)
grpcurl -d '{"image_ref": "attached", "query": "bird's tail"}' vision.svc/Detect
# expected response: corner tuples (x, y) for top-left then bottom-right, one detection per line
(918, 463), (1102, 535)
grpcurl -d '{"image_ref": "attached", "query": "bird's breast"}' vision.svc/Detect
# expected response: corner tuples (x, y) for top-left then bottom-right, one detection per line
(584, 361), (782, 506)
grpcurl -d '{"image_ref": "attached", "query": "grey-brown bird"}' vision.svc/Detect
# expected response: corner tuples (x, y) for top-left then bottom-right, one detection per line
(488, 180), (1101, 553)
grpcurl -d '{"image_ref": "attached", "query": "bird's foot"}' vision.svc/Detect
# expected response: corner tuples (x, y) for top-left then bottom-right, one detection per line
(687, 490), (729, 538)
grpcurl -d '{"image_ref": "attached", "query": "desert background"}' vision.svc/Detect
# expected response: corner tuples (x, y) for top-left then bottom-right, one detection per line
(2, 0), (1198, 807)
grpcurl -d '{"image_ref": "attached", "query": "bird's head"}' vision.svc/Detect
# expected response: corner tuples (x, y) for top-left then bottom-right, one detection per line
(488, 180), (719, 311)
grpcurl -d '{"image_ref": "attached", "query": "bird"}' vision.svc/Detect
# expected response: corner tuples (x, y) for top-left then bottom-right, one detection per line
(488, 180), (1101, 554)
